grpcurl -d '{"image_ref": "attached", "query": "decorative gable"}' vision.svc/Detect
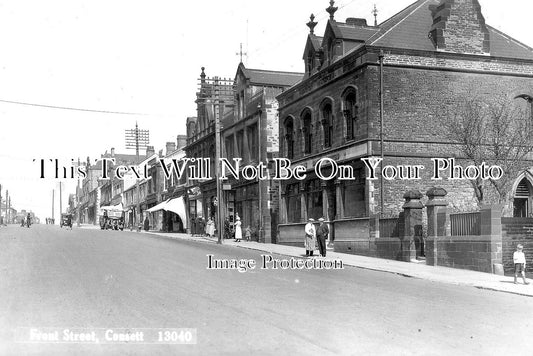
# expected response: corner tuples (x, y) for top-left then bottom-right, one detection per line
(429, 0), (490, 55)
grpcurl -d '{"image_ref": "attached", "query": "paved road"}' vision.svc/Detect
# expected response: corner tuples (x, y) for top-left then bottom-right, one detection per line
(0, 224), (532, 355)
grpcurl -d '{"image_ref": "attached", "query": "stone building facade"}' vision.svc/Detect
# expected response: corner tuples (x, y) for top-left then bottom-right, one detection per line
(276, 0), (533, 252)
(220, 63), (302, 242)
(184, 68), (234, 233)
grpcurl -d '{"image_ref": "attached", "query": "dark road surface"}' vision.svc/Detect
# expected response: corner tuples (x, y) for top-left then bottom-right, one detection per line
(1, 225), (532, 355)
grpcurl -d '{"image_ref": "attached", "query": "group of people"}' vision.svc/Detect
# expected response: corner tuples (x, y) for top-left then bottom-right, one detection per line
(45, 218), (55, 224)
(231, 215), (252, 242)
(20, 213), (31, 228)
(304, 217), (329, 257)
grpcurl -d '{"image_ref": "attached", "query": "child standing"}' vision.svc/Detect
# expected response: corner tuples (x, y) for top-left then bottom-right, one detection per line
(513, 244), (529, 285)
(244, 226), (251, 241)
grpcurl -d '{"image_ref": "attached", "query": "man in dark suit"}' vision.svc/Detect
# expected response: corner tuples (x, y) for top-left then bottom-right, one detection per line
(316, 217), (329, 257)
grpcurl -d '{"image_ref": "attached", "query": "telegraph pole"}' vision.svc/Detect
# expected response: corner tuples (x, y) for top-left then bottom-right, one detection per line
(77, 158), (81, 227)
(7, 196), (10, 224)
(59, 182), (63, 216)
(5, 190), (8, 224)
(379, 50), (385, 217)
(197, 69), (234, 244)
(215, 96), (223, 244)
(125, 122), (149, 229)
(52, 189), (55, 224)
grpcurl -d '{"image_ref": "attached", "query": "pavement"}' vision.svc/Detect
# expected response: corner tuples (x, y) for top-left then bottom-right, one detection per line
(81, 224), (533, 297)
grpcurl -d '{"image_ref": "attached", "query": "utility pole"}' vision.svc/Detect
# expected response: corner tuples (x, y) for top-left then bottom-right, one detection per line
(5, 190), (8, 224)
(379, 50), (385, 217)
(59, 182), (63, 216)
(7, 196), (10, 224)
(215, 95), (223, 244)
(52, 189), (55, 224)
(77, 158), (81, 227)
(126, 122), (149, 230)
(197, 69), (234, 244)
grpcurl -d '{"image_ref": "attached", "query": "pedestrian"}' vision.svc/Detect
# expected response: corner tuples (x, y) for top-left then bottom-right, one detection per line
(316, 217), (329, 257)
(206, 218), (215, 237)
(234, 216), (242, 242)
(513, 244), (529, 285)
(198, 217), (205, 236)
(143, 216), (150, 231)
(304, 217), (316, 257)
(245, 226), (251, 241)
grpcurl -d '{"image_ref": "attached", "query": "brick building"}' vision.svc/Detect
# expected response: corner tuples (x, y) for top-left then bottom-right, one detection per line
(276, 0), (533, 253)
(184, 68), (234, 233)
(220, 63), (302, 242)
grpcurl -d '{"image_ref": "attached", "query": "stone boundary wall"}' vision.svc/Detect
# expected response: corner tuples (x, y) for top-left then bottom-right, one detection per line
(425, 236), (495, 273)
(501, 217), (533, 274)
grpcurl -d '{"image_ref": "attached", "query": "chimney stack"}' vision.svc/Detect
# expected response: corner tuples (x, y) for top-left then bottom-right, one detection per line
(166, 142), (177, 156)
(146, 146), (155, 157)
(177, 135), (187, 150)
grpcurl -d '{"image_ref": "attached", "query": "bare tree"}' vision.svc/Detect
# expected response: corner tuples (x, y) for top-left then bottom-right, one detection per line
(440, 96), (533, 206)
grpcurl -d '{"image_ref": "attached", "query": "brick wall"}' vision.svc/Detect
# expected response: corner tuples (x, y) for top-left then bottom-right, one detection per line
(502, 217), (533, 273)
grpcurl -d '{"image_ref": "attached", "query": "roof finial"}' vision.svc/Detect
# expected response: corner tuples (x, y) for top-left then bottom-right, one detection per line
(200, 67), (206, 84)
(306, 14), (318, 34)
(372, 4), (379, 26)
(326, 0), (338, 21)
(236, 43), (247, 64)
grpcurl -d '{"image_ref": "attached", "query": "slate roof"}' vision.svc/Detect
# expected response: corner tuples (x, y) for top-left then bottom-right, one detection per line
(329, 21), (379, 42)
(363, 0), (533, 60)
(241, 66), (304, 87)
(310, 34), (323, 50)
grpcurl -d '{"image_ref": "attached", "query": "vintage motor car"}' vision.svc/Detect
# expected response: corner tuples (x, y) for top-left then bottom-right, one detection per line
(60, 213), (73, 229)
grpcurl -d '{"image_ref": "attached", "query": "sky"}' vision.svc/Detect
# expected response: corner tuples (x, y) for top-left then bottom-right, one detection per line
(0, 0), (532, 222)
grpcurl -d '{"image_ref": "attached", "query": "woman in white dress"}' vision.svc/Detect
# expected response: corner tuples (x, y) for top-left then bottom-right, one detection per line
(234, 216), (242, 242)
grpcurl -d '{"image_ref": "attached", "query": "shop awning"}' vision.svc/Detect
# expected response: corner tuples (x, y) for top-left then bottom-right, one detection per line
(146, 199), (170, 213)
(100, 203), (123, 212)
(164, 197), (187, 229)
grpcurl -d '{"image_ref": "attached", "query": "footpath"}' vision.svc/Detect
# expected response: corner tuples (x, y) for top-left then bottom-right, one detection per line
(80, 224), (533, 298)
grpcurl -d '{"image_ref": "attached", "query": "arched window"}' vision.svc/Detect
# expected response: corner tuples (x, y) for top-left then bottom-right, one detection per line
(320, 100), (333, 148)
(284, 117), (295, 159)
(514, 177), (532, 217)
(342, 88), (358, 141)
(514, 94), (533, 120)
(302, 110), (313, 155)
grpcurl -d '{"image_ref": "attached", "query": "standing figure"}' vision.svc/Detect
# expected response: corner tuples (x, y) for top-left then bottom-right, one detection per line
(26, 213), (31, 228)
(143, 216), (150, 231)
(514, 244), (529, 285)
(244, 226), (252, 241)
(304, 218), (317, 257)
(316, 218), (329, 257)
(234, 216), (242, 242)
(206, 218), (215, 237)
(20, 217), (25, 227)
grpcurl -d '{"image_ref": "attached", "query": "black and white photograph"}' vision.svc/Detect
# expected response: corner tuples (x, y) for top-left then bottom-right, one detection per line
(1, 0), (533, 354)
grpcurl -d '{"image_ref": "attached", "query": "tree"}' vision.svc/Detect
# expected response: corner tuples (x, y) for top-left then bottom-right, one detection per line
(440, 96), (533, 208)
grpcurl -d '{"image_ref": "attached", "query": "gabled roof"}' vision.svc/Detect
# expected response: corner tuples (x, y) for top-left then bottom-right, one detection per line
(238, 63), (303, 87)
(365, 0), (533, 60)
(302, 34), (323, 59)
(327, 20), (379, 42)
